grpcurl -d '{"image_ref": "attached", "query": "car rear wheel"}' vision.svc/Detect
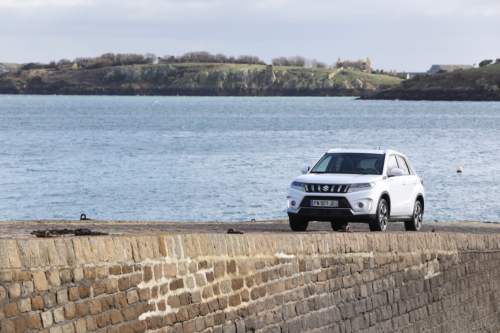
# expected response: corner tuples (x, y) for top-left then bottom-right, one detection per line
(289, 215), (309, 231)
(369, 198), (388, 231)
(405, 201), (423, 231)
(331, 221), (348, 231)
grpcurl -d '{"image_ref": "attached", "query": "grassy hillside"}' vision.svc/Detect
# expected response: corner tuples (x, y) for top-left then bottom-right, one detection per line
(0, 62), (403, 96)
(399, 64), (500, 91)
(360, 64), (500, 101)
(0, 63), (20, 73)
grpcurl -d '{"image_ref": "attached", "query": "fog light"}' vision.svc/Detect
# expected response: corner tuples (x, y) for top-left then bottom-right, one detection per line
(358, 202), (364, 208)
(291, 200), (296, 207)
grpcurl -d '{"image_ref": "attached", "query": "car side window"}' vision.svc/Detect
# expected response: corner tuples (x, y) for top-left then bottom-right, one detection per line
(387, 155), (398, 175)
(396, 156), (410, 175)
(403, 157), (416, 175)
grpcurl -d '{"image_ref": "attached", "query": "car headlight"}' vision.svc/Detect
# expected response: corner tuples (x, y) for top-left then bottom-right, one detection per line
(347, 182), (375, 193)
(291, 181), (306, 191)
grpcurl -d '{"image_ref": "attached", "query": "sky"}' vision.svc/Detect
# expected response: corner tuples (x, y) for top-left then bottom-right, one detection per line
(1, 0), (499, 72)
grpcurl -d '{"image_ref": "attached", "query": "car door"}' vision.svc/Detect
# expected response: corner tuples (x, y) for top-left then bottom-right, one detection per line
(383, 154), (405, 216)
(395, 155), (415, 216)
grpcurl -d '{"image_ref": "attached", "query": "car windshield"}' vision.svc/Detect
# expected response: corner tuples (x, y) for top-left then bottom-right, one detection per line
(310, 153), (385, 175)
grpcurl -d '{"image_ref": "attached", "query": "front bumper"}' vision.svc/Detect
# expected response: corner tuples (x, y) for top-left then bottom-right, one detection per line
(287, 186), (380, 222)
(287, 211), (376, 223)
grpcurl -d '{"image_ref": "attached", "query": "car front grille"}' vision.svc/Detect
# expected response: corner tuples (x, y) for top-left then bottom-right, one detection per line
(305, 184), (350, 193)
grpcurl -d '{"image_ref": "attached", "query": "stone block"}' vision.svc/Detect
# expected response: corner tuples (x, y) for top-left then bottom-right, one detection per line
(86, 317), (97, 331)
(176, 308), (189, 322)
(61, 323), (74, 333)
(101, 296), (114, 312)
(83, 267), (96, 280)
(43, 292), (57, 308)
(106, 279), (118, 294)
(31, 295), (44, 310)
(130, 274), (142, 287)
(114, 293), (127, 309)
(73, 268), (84, 283)
(1, 320), (14, 333)
(58, 269), (72, 285)
(218, 297), (228, 310)
(206, 272), (215, 283)
(49, 325), (63, 333)
(122, 306), (138, 321)
(109, 265), (121, 276)
(92, 281), (105, 296)
(68, 287), (80, 301)
(76, 302), (89, 317)
(126, 290), (139, 304)
(18, 297), (31, 312)
(74, 319), (87, 333)
(54, 307), (65, 323)
(118, 277), (130, 291)
(57, 289), (69, 305)
(232, 278), (244, 291)
(33, 270), (49, 292)
(170, 278), (184, 291)
(0, 285), (7, 301)
(28, 313), (42, 330)
(157, 300), (166, 311)
(64, 304), (76, 320)
(168, 296), (180, 308)
(9, 283), (21, 299)
(5, 302), (19, 318)
(191, 291), (202, 303)
(88, 299), (103, 315)
(96, 313), (110, 328)
(0, 304), (4, 320)
(133, 320), (147, 333)
(47, 269), (61, 287)
(110, 310), (123, 325)
(79, 285), (90, 299)
(14, 316), (27, 333)
(229, 294), (241, 307)
(41, 311), (54, 328)
(139, 288), (151, 301)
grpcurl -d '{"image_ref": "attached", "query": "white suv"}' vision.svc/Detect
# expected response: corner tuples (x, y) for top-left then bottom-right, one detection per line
(287, 149), (424, 232)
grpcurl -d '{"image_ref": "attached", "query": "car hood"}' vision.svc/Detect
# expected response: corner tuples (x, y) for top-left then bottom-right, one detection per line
(294, 173), (383, 184)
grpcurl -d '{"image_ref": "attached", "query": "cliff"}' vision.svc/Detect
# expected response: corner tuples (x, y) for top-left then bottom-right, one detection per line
(0, 63), (402, 96)
(360, 64), (500, 101)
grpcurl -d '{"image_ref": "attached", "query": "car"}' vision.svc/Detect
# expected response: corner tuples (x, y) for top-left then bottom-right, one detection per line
(286, 149), (424, 232)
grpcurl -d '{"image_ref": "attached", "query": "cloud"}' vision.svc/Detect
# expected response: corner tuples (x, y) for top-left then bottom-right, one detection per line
(0, 0), (499, 70)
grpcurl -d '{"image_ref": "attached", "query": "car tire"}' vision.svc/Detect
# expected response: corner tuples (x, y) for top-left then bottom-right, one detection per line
(289, 215), (309, 231)
(331, 221), (348, 231)
(405, 201), (423, 231)
(369, 198), (388, 232)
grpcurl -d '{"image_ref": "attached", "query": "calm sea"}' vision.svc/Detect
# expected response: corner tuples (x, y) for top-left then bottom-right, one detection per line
(1, 95), (499, 223)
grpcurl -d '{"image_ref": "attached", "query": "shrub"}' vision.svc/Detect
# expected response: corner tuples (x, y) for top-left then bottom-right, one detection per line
(85, 58), (113, 69)
(479, 59), (493, 67)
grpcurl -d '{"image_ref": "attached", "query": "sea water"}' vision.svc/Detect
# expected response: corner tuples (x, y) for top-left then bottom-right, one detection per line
(1, 95), (499, 222)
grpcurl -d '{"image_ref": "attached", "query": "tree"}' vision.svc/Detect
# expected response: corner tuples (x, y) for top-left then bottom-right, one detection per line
(495, 58), (500, 64)
(479, 59), (493, 67)
(145, 53), (156, 64)
(57, 59), (71, 66)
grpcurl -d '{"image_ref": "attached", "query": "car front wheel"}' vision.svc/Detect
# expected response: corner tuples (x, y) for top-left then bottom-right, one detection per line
(289, 215), (309, 231)
(405, 201), (423, 231)
(369, 198), (388, 231)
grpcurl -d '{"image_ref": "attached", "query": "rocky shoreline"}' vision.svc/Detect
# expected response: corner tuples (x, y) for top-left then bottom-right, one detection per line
(359, 89), (500, 101)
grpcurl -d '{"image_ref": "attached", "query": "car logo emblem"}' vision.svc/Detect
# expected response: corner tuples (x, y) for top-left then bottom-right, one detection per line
(322, 185), (329, 192)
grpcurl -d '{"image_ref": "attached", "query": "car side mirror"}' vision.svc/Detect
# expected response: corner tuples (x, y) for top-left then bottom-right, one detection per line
(389, 168), (404, 177)
(301, 166), (310, 174)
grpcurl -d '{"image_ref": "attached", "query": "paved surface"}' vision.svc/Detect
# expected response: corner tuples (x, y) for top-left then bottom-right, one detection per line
(1, 219), (500, 239)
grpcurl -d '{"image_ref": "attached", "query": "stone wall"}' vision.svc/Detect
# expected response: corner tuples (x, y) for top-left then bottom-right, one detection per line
(0, 233), (499, 333)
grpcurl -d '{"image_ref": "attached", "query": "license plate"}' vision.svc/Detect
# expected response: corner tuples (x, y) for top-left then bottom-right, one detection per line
(311, 200), (338, 207)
